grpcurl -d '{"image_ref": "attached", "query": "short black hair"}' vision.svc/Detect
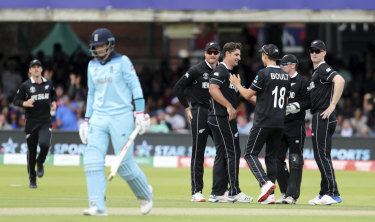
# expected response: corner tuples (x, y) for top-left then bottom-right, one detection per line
(222, 42), (242, 58)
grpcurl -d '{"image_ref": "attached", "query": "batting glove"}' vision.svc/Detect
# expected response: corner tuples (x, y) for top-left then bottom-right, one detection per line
(286, 102), (301, 115)
(134, 111), (151, 135)
(79, 119), (89, 144)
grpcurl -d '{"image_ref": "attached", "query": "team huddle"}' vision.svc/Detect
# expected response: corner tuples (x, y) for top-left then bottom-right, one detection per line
(13, 27), (344, 217)
(175, 40), (345, 205)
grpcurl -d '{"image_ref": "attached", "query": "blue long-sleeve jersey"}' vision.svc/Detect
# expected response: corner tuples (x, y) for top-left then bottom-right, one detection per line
(85, 52), (144, 118)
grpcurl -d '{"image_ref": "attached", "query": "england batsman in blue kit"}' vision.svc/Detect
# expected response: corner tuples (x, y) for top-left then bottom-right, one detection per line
(79, 28), (153, 216)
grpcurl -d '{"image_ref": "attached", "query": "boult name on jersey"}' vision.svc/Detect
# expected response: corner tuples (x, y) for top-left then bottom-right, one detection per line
(270, 73), (289, 80)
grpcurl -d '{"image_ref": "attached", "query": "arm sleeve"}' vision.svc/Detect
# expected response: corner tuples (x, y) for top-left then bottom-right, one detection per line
(318, 64), (338, 82)
(299, 77), (311, 111)
(50, 84), (58, 102)
(174, 67), (196, 108)
(250, 71), (265, 92)
(13, 84), (26, 107)
(209, 69), (226, 87)
(85, 63), (95, 118)
(121, 56), (145, 111)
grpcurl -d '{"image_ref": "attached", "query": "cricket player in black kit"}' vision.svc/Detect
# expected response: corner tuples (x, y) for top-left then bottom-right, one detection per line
(306, 40), (345, 205)
(230, 44), (290, 204)
(13, 59), (57, 189)
(275, 54), (311, 204)
(208, 42), (252, 203)
(174, 42), (220, 202)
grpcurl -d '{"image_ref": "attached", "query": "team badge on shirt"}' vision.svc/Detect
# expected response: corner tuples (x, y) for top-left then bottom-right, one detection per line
(203, 73), (209, 79)
(30, 86), (36, 93)
(185, 73), (189, 78)
(45, 85), (49, 90)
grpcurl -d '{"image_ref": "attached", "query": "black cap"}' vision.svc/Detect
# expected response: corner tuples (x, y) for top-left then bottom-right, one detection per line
(309, 40), (326, 51)
(280, 54), (298, 64)
(258, 44), (279, 59)
(29, 59), (42, 68)
(205, 42), (220, 51)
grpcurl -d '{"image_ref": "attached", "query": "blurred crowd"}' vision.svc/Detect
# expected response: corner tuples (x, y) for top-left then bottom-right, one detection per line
(1, 43), (375, 137)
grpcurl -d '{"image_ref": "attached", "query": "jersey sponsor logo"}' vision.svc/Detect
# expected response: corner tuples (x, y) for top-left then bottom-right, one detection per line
(291, 83), (296, 87)
(214, 72), (219, 76)
(202, 82), (210, 88)
(326, 67), (331, 72)
(31, 93), (50, 101)
(203, 73), (209, 79)
(30, 86), (36, 93)
(229, 82), (238, 92)
(253, 75), (258, 83)
(185, 73), (189, 78)
(307, 81), (315, 91)
(270, 73), (289, 80)
(95, 77), (113, 85)
(289, 91), (295, 99)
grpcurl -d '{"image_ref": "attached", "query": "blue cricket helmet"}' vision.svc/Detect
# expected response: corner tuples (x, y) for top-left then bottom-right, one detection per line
(89, 28), (115, 60)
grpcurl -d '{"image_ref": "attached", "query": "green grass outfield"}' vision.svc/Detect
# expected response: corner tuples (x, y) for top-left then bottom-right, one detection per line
(0, 165), (374, 222)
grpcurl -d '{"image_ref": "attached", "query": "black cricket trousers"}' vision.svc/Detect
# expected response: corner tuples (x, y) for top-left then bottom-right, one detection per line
(190, 105), (213, 194)
(208, 115), (241, 196)
(244, 127), (283, 187)
(312, 112), (340, 196)
(26, 124), (51, 181)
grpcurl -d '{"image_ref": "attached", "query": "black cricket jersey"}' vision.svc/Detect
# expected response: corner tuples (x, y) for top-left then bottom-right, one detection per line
(285, 72), (311, 123)
(174, 60), (214, 108)
(308, 62), (338, 114)
(209, 62), (239, 116)
(13, 77), (57, 133)
(250, 65), (291, 128)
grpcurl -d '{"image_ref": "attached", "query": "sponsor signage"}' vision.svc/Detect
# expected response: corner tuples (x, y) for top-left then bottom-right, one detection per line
(1, 130), (375, 161)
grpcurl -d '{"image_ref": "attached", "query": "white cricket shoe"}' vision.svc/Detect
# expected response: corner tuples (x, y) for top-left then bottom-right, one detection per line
(318, 195), (342, 205)
(282, 196), (296, 204)
(140, 185), (153, 215)
(260, 194), (275, 204)
(83, 206), (108, 216)
(308, 195), (322, 205)
(275, 193), (286, 204)
(227, 192), (253, 203)
(191, 191), (206, 202)
(208, 190), (229, 203)
(257, 181), (276, 202)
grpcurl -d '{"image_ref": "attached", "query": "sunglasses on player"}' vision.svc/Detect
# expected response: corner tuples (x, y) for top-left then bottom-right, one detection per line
(309, 49), (322, 54)
(280, 62), (295, 66)
(206, 50), (220, 55)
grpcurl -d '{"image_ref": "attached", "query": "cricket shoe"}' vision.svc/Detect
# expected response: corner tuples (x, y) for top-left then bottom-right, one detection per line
(208, 190), (229, 203)
(282, 196), (296, 204)
(29, 181), (37, 189)
(257, 181), (276, 202)
(191, 191), (206, 202)
(36, 162), (44, 178)
(140, 185), (153, 215)
(318, 195), (342, 205)
(83, 206), (108, 216)
(227, 192), (253, 203)
(275, 193), (286, 204)
(260, 194), (275, 204)
(308, 195), (322, 205)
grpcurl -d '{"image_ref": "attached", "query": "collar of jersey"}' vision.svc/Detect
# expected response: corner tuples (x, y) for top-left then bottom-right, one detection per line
(205, 60), (218, 70)
(266, 65), (279, 68)
(291, 72), (298, 78)
(30, 76), (47, 84)
(220, 62), (230, 70)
